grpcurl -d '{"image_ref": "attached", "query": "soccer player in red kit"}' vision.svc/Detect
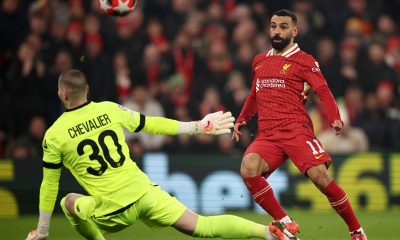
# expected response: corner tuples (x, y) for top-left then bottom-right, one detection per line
(232, 9), (367, 240)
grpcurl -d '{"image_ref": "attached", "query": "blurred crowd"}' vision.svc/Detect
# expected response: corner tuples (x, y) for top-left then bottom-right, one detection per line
(0, 0), (400, 160)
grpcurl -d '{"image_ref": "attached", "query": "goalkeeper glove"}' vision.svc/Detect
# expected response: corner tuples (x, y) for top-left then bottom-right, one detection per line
(26, 230), (48, 240)
(197, 111), (235, 135)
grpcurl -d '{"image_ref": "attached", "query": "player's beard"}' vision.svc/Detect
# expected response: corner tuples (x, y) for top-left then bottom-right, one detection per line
(270, 35), (291, 51)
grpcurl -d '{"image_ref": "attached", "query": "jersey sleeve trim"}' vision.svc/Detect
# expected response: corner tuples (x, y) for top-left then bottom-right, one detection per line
(134, 114), (145, 132)
(42, 161), (63, 169)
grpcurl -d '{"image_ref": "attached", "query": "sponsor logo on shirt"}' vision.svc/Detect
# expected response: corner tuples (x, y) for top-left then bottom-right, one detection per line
(256, 78), (286, 92)
(280, 63), (291, 75)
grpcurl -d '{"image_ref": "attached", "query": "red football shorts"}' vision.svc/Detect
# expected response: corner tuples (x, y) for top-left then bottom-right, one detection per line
(244, 133), (332, 175)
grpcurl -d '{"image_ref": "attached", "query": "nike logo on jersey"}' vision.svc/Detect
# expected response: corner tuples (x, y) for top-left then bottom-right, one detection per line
(315, 153), (325, 159)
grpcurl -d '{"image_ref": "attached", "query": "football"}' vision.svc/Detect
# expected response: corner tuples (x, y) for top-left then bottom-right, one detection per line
(98, 0), (138, 16)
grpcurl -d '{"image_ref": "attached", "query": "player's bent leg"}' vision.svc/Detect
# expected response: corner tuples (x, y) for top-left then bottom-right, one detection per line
(241, 153), (289, 221)
(307, 165), (367, 239)
(60, 194), (105, 240)
(240, 153), (269, 178)
(172, 209), (277, 239)
(305, 164), (333, 190)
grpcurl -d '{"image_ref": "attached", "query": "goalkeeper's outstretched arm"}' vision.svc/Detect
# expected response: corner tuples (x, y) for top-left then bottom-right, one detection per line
(142, 111), (235, 136)
(26, 167), (61, 240)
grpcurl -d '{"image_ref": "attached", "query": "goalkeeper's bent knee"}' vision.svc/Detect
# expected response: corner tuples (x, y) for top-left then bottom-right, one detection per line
(60, 197), (69, 215)
(60, 195), (95, 220)
(73, 196), (96, 220)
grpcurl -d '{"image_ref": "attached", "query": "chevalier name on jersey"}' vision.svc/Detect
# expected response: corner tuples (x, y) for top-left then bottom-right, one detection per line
(68, 114), (111, 138)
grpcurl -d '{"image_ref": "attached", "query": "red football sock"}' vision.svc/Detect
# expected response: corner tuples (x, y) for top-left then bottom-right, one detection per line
(322, 180), (361, 232)
(243, 176), (287, 220)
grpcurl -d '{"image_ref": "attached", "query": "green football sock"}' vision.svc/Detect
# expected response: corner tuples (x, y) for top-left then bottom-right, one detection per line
(193, 214), (266, 239)
(60, 196), (105, 240)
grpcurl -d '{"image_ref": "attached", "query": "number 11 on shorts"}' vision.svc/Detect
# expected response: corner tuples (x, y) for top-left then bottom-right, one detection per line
(306, 139), (325, 155)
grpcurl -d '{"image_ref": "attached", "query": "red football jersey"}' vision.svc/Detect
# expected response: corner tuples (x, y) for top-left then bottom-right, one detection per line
(237, 43), (340, 138)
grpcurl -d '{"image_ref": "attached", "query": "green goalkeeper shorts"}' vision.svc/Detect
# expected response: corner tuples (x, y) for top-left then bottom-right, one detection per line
(92, 184), (187, 234)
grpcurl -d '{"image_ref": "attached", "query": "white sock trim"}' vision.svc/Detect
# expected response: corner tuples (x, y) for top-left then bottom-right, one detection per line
(351, 227), (365, 235)
(279, 216), (292, 224)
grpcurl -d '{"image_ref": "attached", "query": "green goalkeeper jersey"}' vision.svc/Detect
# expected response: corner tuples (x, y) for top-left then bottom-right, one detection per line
(41, 101), (172, 216)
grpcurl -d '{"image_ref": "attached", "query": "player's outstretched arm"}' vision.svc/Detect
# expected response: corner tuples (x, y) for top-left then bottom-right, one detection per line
(26, 167), (61, 240)
(26, 211), (52, 240)
(26, 210), (51, 239)
(142, 111), (235, 136)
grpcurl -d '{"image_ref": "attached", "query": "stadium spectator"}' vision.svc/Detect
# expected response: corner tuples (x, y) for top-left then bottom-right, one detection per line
(7, 115), (46, 160)
(145, 18), (169, 54)
(46, 9), (69, 65)
(7, 138), (33, 160)
(385, 36), (400, 82)
(6, 41), (45, 136)
(114, 10), (146, 78)
(203, 40), (232, 95)
(68, 0), (85, 21)
(171, 29), (205, 100)
(232, 18), (258, 50)
(328, 36), (361, 98)
(353, 91), (392, 151)
(164, 0), (191, 41)
(232, 43), (255, 81)
(199, 86), (226, 118)
(182, 14), (205, 55)
(373, 14), (398, 46)
(112, 50), (132, 102)
(82, 33), (118, 102)
(84, 13), (100, 35)
(43, 49), (73, 124)
(358, 41), (398, 94)
(65, 21), (84, 66)
(292, 0), (318, 55)
(343, 85), (365, 124)
(318, 105), (369, 154)
(137, 44), (173, 87)
(0, 0), (27, 62)
(222, 71), (254, 151)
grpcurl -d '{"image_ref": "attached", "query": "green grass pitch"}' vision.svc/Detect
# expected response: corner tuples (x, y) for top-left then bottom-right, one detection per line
(0, 210), (397, 239)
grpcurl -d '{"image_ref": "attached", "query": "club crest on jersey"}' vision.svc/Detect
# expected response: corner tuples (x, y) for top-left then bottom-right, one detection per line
(312, 61), (321, 72)
(280, 63), (291, 75)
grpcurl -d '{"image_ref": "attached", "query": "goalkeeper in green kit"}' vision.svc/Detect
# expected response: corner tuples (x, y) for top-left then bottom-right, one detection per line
(26, 69), (285, 240)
